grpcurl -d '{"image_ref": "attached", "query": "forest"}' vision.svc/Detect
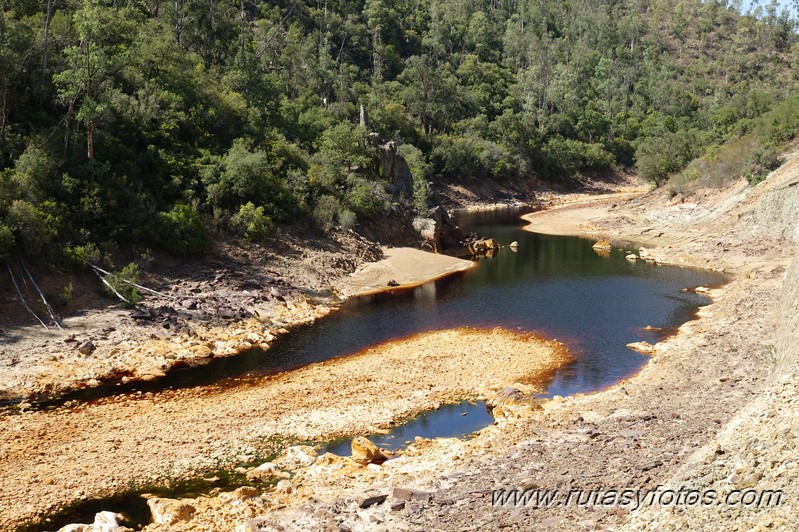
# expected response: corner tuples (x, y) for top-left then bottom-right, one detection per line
(1, 0), (798, 263)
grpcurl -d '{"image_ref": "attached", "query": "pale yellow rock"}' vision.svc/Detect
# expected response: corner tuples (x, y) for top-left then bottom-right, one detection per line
(351, 436), (382, 465)
(191, 345), (213, 358)
(627, 341), (656, 355)
(146, 497), (196, 525)
(638, 247), (656, 262)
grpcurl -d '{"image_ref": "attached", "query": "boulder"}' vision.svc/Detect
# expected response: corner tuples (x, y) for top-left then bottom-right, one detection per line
(638, 247), (656, 262)
(359, 494), (388, 508)
(275, 445), (317, 469)
(413, 207), (465, 253)
(592, 240), (612, 251)
(190, 345), (213, 358)
(351, 436), (385, 465)
(486, 387), (542, 420)
(77, 340), (95, 356)
(625, 254), (638, 261)
(468, 238), (501, 255)
(57, 511), (131, 532)
(146, 497), (196, 526)
(245, 461), (286, 481)
(627, 341), (656, 355)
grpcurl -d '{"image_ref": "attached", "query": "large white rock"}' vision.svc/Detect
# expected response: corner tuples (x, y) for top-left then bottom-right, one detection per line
(57, 511), (130, 532)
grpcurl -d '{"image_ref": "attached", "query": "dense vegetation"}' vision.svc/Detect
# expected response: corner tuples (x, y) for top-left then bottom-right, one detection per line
(1, 0), (798, 262)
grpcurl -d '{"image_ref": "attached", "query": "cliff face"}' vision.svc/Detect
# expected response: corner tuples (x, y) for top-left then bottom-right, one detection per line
(775, 257), (799, 377)
(757, 157), (799, 378)
(745, 152), (799, 378)
(373, 141), (415, 205)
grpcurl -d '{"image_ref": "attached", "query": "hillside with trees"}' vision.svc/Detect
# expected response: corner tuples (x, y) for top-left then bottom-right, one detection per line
(1, 0), (798, 264)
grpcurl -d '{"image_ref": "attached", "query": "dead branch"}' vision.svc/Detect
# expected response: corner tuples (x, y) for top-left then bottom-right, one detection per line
(6, 263), (49, 331)
(20, 260), (64, 331)
(89, 264), (171, 298)
(92, 267), (136, 307)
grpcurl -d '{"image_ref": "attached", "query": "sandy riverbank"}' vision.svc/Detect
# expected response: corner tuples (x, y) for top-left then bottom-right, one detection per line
(0, 327), (568, 529)
(338, 247), (475, 298)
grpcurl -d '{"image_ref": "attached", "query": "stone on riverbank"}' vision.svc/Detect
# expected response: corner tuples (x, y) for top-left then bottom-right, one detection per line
(351, 436), (385, 466)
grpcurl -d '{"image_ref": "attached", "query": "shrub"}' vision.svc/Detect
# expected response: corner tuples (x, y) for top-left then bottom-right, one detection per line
(635, 131), (699, 187)
(63, 242), (102, 270)
(345, 176), (390, 219)
(0, 223), (14, 260)
(317, 122), (371, 172)
(432, 134), (521, 181)
(159, 203), (207, 254)
(13, 143), (59, 201)
(208, 140), (298, 221)
(397, 143), (431, 211)
(582, 143), (616, 171)
(53, 282), (74, 308)
(538, 136), (583, 178)
(231, 202), (272, 241)
(103, 262), (142, 306)
(338, 209), (357, 230)
(433, 135), (481, 179)
(747, 142), (783, 186)
(313, 195), (342, 230)
(5, 200), (56, 255)
(607, 138), (635, 168)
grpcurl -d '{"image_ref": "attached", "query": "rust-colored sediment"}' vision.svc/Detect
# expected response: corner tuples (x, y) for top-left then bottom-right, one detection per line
(0, 326), (567, 529)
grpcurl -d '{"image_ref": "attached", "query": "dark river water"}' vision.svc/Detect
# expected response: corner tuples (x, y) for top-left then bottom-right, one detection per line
(197, 206), (726, 397)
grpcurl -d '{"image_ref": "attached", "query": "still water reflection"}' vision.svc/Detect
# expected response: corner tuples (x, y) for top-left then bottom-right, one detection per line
(222, 206), (727, 397)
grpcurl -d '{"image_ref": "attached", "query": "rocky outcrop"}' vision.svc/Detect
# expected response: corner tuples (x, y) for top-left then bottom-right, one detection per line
(412, 206), (466, 253)
(351, 436), (386, 466)
(466, 238), (500, 255)
(627, 341), (656, 355)
(638, 246), (656, 262)
(374, 141), (415, 204)
(774, 255), (799, 378)
(146, 497), (196, 526)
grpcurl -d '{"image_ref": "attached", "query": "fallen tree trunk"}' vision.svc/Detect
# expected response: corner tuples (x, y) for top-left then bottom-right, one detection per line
(89, 264), (170, 298)
(6, 263), (49, 331)
(20, 260), (63, 331)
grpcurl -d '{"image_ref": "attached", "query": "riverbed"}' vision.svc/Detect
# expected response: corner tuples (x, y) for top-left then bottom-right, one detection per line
(6, 207), (731, 530)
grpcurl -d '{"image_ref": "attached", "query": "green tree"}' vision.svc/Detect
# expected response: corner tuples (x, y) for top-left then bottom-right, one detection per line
(635, 130), (699, 187)
(399, 55), (462, 136)
(54, 0), (109, 161)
